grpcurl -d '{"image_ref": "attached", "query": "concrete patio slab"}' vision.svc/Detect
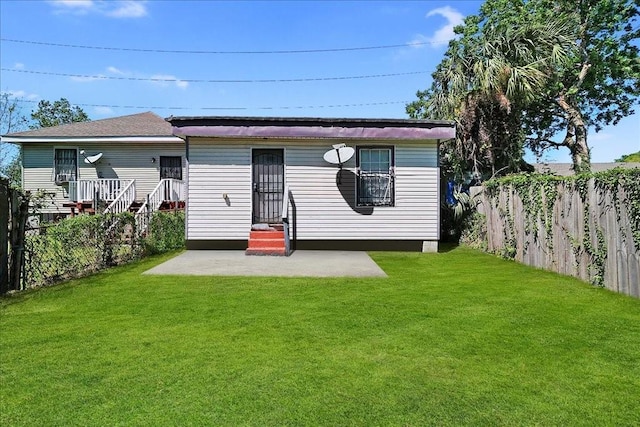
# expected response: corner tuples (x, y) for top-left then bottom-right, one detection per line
(143, 250), (387, 278)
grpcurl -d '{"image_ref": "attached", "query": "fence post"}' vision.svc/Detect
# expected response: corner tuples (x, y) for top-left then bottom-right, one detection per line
(0, 179), (9, 294)
(93, 188), (99, 213)
(9, 190), (29, 291)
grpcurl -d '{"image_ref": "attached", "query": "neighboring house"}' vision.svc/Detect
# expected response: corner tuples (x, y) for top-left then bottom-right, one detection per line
(168, 116), (455, 253)
(2, 112), (185, 222)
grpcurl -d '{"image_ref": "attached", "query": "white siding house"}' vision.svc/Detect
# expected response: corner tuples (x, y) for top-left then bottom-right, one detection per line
(2, 112), (185, 221)
(169, 116), (455, 252)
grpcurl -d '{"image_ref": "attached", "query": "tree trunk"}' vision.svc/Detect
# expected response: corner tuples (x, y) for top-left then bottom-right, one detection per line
(570, 121), (590, 174)
(557, 94), (591, 173)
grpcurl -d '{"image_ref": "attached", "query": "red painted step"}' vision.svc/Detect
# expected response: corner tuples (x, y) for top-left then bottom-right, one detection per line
(246, 229), (287, 256)
(245, 247), (287, 256)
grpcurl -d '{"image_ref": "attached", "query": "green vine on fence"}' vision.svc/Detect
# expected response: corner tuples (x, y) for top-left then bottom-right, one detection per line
(483, 168), (640, 286)
(486, 172), (559, 254)
(486, 168), (640, 249)
(592, 169), (640, 248)
(21, 210), (185, 290)
(499, 189), (517, 259)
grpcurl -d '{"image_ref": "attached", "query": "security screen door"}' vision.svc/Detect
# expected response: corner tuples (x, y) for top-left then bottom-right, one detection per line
(252, 149), (284, 224)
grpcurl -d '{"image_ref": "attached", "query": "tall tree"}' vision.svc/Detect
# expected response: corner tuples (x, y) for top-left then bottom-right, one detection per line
(30, 98), (90, 129)
(525, 0), (640, 172)
(408, 12), (575, 180)
(0, 93), (29, 186)
(409, 0), (640, 175)
(0, 93), (29, 135)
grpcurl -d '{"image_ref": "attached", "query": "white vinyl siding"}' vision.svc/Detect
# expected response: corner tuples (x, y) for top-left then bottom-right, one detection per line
(286, 144), (438, 240)
(187, 141), (251, 239)
(186, 138), (439, 242)
(21, 141), (184, 215)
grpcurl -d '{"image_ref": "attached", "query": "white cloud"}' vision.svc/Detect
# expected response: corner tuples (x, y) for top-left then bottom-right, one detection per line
(14, 63), (25, 70)
(94, 106), (114, 116)
(107, 66), (127, 75)
(410, 5), (464, 49)
(407, 34), (429, 49)
(105, 1), (147, 18)
(65, 66), (187, 89)
(150, 74), (189, 89)
(48, 0), (94, 15)
(7, 90), (39, 100)
(49, 0), (148, 19)
(65, 66), (122, 83)
(51, 0), (94, 6)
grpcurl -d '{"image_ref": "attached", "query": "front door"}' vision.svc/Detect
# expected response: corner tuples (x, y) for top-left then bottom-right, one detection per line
(252, 149), (284, 224)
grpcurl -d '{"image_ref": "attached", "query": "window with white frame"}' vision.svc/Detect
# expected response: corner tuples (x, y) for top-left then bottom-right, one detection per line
(54, 148), (77, 183)
(356, 146), (394, 206)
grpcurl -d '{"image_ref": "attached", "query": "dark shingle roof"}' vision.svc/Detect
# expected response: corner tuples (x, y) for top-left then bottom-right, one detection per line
(4, 112), (172, 138)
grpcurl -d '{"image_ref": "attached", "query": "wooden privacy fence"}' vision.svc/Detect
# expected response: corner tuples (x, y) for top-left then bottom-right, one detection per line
(472, 177), (639, 298)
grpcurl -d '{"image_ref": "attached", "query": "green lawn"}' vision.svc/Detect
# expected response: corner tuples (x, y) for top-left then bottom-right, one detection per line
(1, 247), (639, 426)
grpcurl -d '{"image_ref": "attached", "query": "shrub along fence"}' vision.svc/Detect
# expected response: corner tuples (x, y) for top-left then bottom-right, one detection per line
(465, 169), (640, 297)
(1, 193), (185, 294)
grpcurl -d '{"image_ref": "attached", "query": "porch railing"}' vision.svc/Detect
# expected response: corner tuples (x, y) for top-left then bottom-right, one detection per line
(103, 180), (136, 215)
(69, 179), (134, 203)
(135, 179), (185, 234)
(281, 185), (295, 256)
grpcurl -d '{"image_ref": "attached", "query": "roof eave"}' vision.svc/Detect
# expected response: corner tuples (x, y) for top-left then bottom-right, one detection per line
(166, 115), (455, 127)
(166, 116), (455, 140)
(1, 136), (184, 144)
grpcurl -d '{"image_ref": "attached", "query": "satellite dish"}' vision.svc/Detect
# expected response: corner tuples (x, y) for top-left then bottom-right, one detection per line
(323, 144), (354, 185)
(323, 144), (355, 165)
(80, 150), (103, 165)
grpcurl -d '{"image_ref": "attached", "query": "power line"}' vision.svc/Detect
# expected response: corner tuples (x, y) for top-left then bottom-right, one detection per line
(1, 37), (432, 54)
(13, 98), (411, 111)
(2, 67), (428, 83)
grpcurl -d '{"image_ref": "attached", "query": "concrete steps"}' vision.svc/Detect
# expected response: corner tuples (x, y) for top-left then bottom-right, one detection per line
(245, 226), (286, 256)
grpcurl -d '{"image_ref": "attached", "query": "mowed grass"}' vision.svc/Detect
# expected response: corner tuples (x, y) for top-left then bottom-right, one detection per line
(1, 247), (639, 426)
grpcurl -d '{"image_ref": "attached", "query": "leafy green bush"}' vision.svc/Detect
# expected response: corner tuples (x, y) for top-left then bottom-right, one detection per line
(23, 213), (142, 287)
(143, 210), (185, 254)
(459, 211), (488, 252)
(22, 210), (185, 289)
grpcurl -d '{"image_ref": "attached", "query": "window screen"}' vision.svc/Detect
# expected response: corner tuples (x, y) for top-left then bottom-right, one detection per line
(160, 156), (182, 180)
(356, 147), (394, 206)
(54, 148), (77, 182)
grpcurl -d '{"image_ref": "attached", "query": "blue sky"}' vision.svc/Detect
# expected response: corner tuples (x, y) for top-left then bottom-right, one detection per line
(1, 0), (638, 162)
